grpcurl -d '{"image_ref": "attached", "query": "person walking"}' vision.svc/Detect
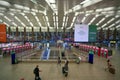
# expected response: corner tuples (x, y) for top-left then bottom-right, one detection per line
(57, 56), (61, 66)
(33, 65), (42, 80)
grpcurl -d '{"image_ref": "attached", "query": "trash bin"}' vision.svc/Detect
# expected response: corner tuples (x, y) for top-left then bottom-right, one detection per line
(88, 50), (94, 64)
(11, 51), (16, 64)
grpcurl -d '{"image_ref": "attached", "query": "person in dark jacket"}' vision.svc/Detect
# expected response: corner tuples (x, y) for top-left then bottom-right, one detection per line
(34, 65), (42, 80)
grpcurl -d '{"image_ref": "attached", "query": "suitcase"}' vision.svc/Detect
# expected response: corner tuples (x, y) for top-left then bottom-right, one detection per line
(109, 67), (115, 74)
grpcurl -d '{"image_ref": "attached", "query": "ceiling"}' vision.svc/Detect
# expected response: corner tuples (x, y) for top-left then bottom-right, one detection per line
(0, 0), (120, 32)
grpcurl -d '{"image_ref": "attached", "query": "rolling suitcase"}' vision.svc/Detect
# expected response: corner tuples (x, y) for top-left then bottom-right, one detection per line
(109, 67), (115, 74)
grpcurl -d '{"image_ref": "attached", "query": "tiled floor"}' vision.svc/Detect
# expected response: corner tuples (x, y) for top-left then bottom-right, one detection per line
(0, 48), (120, 80)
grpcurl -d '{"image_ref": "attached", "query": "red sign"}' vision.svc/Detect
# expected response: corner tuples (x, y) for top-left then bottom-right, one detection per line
(0, 24), (7, 42)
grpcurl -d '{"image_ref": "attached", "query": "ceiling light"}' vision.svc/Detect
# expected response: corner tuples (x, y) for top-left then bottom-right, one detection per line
(0, 19), (2, 22)
(14, 4), (24, 9)
(108, 23), (115, 28)
(48, 0), (55, 3)
(4, 16), (11, 22)
(101, 23), (107, 28)
(51, 4), (56, 9)
(116, 25), (120, 28)
(116, 20), (120, 24)
(35, 16), (39, 22)
(62, 22), (65, 27)
(115, 15), (119, 18)
(30, 22), (33, 26)
(31, 0), (37, 4)
(21, 13), (25, 16)
(9, 13), (14, 16)
(24, 7), (30, 11)
(0, 7), (6, 10)
(0, 0), (11, 7)
(107, 18), (115, 24)
(0, 13), (4, 16)
(96, 9), (103, 12)
(103, 7), (114, 11)
(80, 0), (90, 4)
(3, 22), (9, 26)
(31, 12), (36, 16)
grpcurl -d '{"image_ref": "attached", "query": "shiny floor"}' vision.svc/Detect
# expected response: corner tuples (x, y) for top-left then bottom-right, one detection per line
(0, 48), (120, 80)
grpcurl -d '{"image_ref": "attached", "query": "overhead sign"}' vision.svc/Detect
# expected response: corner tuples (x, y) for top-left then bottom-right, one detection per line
(74, 24), (89, 42)
(0, 24), (7, 43)
(89, 25), (97, 42)
(74, 24), (97, 42)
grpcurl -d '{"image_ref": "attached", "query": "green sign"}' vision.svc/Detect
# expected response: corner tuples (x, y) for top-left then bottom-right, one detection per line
(89, 25), (97, 42)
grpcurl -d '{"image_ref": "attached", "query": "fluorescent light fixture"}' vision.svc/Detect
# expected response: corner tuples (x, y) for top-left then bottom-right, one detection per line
(81, 14), (89, 23)
(57, 22), (58, 27)
(75, 12), (79, 16)
(115, 15), (119, 18)
(0, 19), (2, 22)
(107, 18), (115, 24)
(12, 22), (17, 26)
(35, 16), (39, 22)
(14, 4), (24, 9)
(15, 16), (26, 27)
(3, 22), (9, 26)
(21, 13), (25, 16)
(21, 22), (26, 27)
(63, 16), (66, 22)
(24, 7), (30, 11)
(0, 13), (4, 16)
(30, 22), (33, 26)
(4, 16), (11, 22)
(9, 13), (14, 16)
(48, 0), (55, 3)
(23, 10), (30, 13)
(68, 9), (73, 13)
(89, 14), (99, 25)
(56, 15), (58, 21)
(31, 12), (36, 16)
(103, 7), (114, 11)
(96, 9), (103, 12)
(108, 23), (115, 28)
(51, 4), (56, 9)
(31, 0), (37, 4)
(0, 0), (11, 7)
(45, 16), (49, 21)
(86, 10), (94, 13)
(0, 7), (6, 10)
(73, 5), (80, 11)
(38, 22), (41, 26)
(116, 25), (120, 28)
(47, 22), (50, 27)
(24, 16), (30, 22)
(10, 9), (16, 11)
(80, 0), (90, 4)
(101, 23), (107, 28)
(116, 20), (120, 24)
(72, 17), (76, 22)
(96, 15), (108, 25)
(62, 22), (65, 27)
(53, 15), (56, 22)
(31, 9), (38, 12)
(66, 0), (102, 14)
(54, 22), (56, 27)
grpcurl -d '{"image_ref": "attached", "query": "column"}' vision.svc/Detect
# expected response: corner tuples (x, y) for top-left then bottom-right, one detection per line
(24, 27), (26, 41)
(32, 27), (34, 41)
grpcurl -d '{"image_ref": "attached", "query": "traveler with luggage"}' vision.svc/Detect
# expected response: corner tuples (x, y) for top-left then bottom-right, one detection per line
(33, 65), (42, 80)
(105, 59), (115, 74)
